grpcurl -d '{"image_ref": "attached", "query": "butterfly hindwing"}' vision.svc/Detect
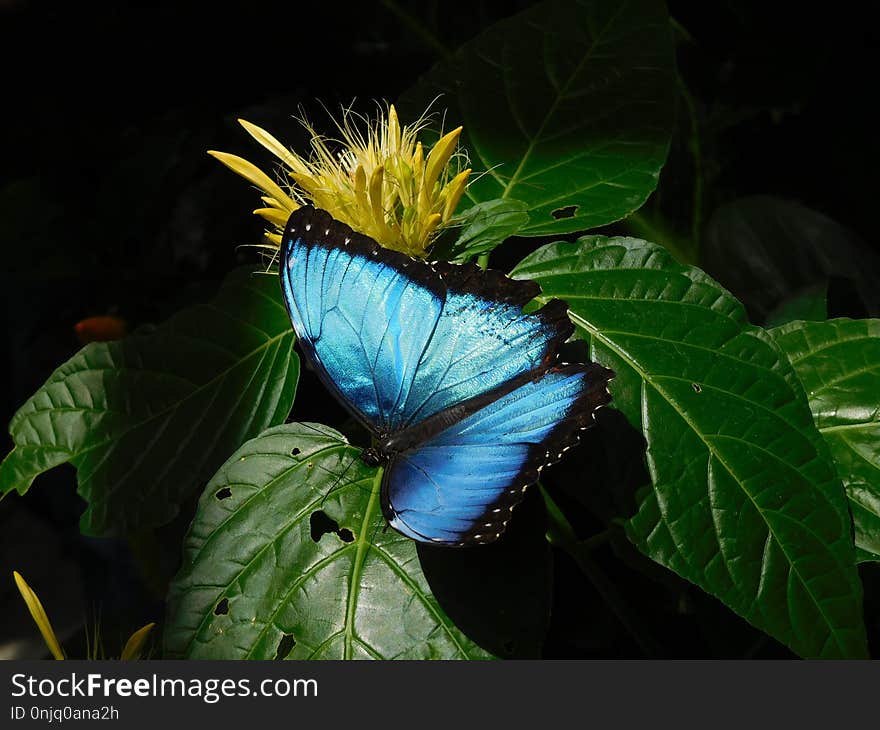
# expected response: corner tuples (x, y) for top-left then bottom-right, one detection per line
(381, 364), (613, 546)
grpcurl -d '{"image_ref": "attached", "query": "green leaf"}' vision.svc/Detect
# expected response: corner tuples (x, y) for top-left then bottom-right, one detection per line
(163, 423), (492, 660)
(769, 319), (880, 563)
(398, 0), (675, 236)
(702, 196), (880, 322)
(511, 237), (868, 658)
(437, 199), (529, 263)
(764, 284), (827, 328)
(0, 267), (299, 536)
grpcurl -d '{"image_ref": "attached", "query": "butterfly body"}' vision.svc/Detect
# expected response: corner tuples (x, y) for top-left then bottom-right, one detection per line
(280, 206), (613, 546)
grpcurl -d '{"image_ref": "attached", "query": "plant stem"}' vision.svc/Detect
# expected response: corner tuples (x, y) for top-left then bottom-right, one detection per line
(476, 252), (490, 270)
(380, 0), (451, 59)
(540, 487), (660, 657)
(625, 211), (697, 265)
(677, 74), (703, 255)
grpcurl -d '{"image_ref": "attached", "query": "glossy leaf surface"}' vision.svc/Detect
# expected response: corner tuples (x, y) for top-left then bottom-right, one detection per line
(770, 319), (880, 562)
(512, 237), (868, 658)
(164, 423), (492, 659)
(399, 0), (675, 236)
(0, 268), (298, 536)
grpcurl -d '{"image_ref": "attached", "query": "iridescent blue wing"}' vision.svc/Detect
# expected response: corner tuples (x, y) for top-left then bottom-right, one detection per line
(281, 208), (443, 432)
(280, 206), (572, 433)
(396, 261), (573, 426)
(381, 364), (614, 546)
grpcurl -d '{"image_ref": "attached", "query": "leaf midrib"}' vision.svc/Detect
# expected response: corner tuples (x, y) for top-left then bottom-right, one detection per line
(180, 445), (471, 659)
(499, 2), (627, 199)
(343, 467), (383, 659)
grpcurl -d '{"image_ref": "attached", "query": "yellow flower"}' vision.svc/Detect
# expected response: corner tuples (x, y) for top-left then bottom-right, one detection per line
(13, 571), (64, 660)
(13, 571), (154, 660)
(209, 104), (471, 257)
(120, 621), (156, 661)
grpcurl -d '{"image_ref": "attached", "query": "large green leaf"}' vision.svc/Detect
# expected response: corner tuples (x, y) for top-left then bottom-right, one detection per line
(511, 237), (868, 658)
(702, 196), (880, 322)
(398, 0), (675, 236)
(164, 423), (492, 660)
(769, 319), (880, 562)
(0, 267), (298, 536)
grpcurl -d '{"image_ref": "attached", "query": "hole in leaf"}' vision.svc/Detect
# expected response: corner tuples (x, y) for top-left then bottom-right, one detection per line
(310, 510), (340, 542)
(214, 598), (229, 615)
(310, 511), (356, 543)
(692, 383), (702, 393)
(275, 633), (296, 660)
(551, 205), (578, 219)
(215, 487), (232, 500)
(291, 447), (301, 456)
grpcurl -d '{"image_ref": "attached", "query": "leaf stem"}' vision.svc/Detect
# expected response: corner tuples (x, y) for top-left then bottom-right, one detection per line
(624, 211), (697, 265)
(540, 487), (660, 657)
(476, 252), (490, 270)
(677, 74), (703, 255)
(380, 0), (451, 59)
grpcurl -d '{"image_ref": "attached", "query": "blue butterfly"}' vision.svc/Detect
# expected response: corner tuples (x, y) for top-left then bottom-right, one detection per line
(280, 206), (613, 546)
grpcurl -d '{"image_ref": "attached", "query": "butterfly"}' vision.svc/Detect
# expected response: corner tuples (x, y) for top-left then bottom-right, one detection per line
(279, 205), (613, 546)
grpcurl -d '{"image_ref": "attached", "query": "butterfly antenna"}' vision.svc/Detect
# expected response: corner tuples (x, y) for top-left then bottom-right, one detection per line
(468, 162), (506, 188)
(318, 450), (361, 511)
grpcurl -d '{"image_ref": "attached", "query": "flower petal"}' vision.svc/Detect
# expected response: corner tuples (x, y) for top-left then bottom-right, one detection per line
(13, 571), (65, 660)
(254, 207), (292, 226)
(424, 127), (462, 193)
(207, 151), (296, 209)
(121, 622), (156, 661)
(238, 119), (309, 175)
(443, 169), (471, 220)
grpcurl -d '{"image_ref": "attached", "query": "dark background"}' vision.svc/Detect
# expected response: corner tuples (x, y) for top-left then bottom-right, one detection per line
(1, 0), (878, 658)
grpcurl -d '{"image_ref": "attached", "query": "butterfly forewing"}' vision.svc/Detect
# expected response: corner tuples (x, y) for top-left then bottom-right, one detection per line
(281, 207), (574, 433)
(281, 210), (443, 432)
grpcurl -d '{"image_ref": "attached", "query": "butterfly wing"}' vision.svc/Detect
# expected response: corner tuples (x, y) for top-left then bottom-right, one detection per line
(281, 207), (444, 432)
(280, 206), (573, 433)
(395, 260), (573, 427)
(381, 364), (614, 546)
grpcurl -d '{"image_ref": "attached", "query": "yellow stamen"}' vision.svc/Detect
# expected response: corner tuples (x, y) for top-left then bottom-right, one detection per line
(368, 166), (388, 235)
